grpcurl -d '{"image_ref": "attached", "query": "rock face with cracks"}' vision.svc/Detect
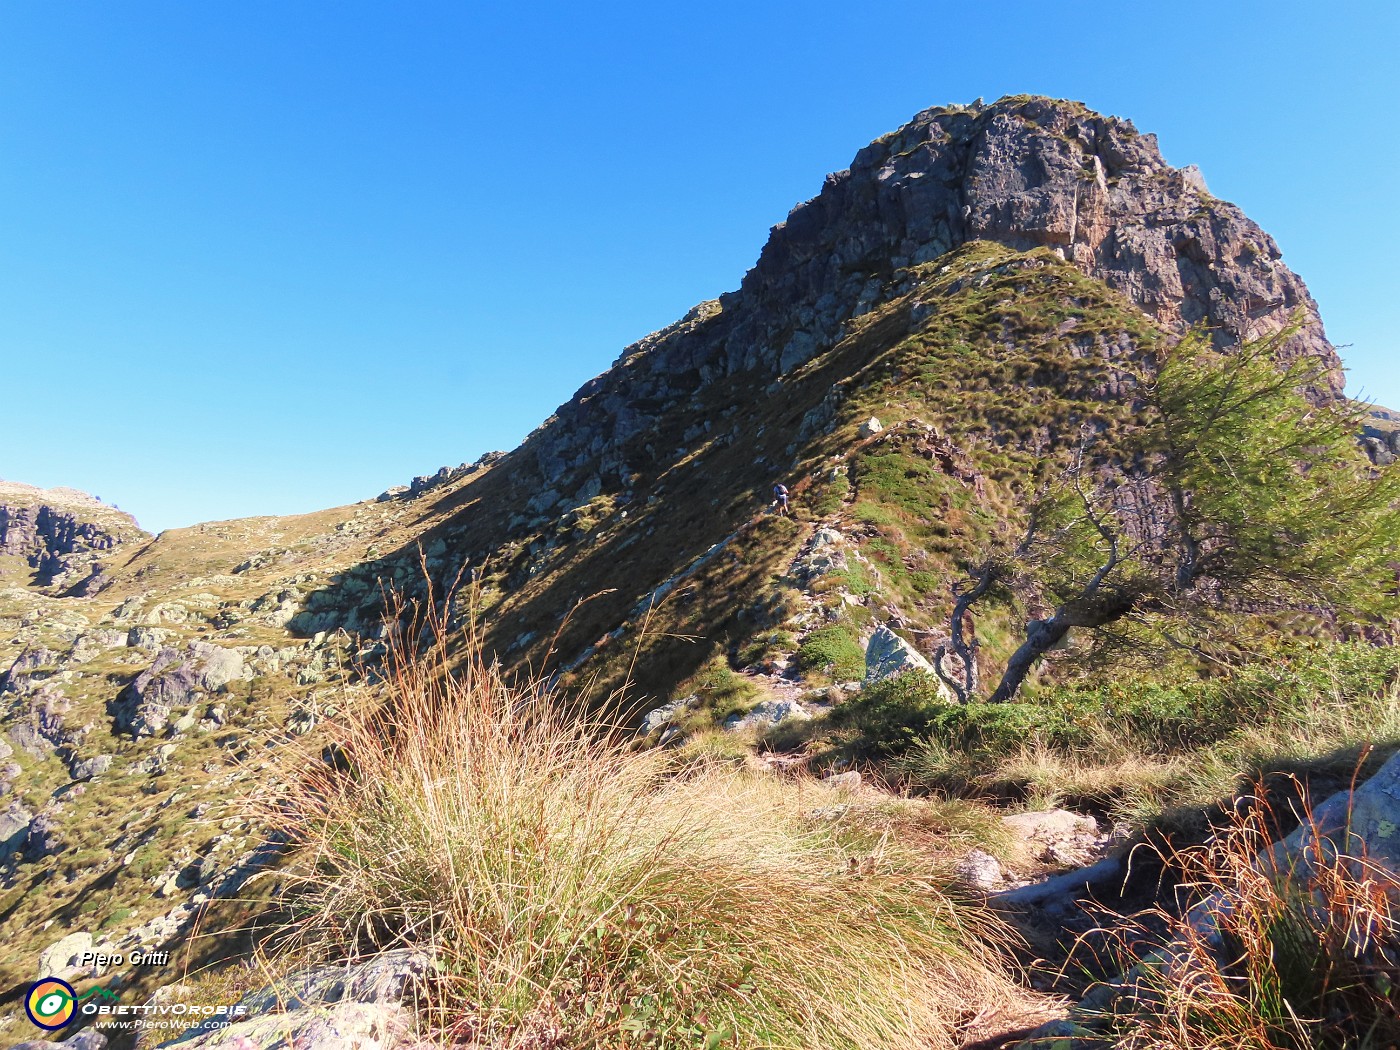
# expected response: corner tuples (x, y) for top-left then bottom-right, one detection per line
(517, 96), (1339, 513)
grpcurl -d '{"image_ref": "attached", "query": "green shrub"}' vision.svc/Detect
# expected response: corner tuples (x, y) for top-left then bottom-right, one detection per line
(832, 672), (946, 755)
(681, 655), (761, 721)
(100, 907), (134, 930)
(796, 625), (865, 680)
(810, 471), (850, 516)
(1037, 642), (1400, 756)
(926, 702), (1084, 753)
(735, 630), (797, 668)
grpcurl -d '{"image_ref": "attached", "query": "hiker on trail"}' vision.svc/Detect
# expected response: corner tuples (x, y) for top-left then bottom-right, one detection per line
(772, 483), (790, 516)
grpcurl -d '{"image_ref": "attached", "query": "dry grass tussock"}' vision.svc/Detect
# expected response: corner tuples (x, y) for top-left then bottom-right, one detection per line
(1087, 777), (1400, 1049)
(258, 606), (1026, 1049)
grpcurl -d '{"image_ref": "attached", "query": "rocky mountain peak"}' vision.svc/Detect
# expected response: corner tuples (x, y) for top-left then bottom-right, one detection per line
(513, 96), (1339, 524)
(741, 95), (1337, 387)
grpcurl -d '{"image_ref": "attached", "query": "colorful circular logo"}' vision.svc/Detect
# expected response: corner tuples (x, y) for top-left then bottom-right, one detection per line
(26, 978), (77, 1031)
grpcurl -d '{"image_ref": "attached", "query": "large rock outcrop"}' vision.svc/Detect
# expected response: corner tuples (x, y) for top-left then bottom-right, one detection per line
(520, 96), (1339, 502)
(0, 481), (147, 588)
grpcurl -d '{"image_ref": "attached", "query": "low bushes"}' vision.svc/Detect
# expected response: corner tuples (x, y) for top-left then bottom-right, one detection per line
(834, 670), (1082, 757)
(795, 624), (865, 680)
(838, 644), (1400, 820)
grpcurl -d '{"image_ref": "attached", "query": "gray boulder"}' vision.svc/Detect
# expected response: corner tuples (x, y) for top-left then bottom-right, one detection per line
(822, 770), (863, 792)
(235, 950), (434, 1014)
(0, 801), (33, 856)
(724, 698), (811, 731)
(637, 694), (699, 734)
(111, 643), (249, 738)
(161, 1002), (410, 1050)
(1262, 747), (1400, 878)
(186, 642), (248, 691)
(791, 527), (848, 582)
(9, 723), (56, 760)
(1003, 809), (1102, 867)
(158, 951), (434, 1050)
(24, 808), (65, 861)
(864, 627), (954, 703)
(69, 754), (114, 780)
(38, 931), (93, 979)
(1, 647), (57, 694)
(955, 848), (1006, 891)
(127, 626), (170, 650)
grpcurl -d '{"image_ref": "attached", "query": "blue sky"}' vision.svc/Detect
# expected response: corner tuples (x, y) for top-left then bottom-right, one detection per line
(2, 1), (1396, 533)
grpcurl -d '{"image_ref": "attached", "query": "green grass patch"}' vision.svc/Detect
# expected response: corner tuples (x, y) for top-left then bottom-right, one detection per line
(796, 624), (866, 680)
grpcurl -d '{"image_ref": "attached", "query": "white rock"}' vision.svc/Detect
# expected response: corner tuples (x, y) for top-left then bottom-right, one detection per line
(724, 698), (812, 731)
(637, 694), (698, 734)
(864, 627), (953, 704)
(38, 931), (93, 979)
(822, 770), (863, 792)
(955, 849), (1005, 890)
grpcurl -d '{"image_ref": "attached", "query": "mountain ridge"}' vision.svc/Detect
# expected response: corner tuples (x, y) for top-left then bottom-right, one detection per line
(0, 96), (1374, 1025)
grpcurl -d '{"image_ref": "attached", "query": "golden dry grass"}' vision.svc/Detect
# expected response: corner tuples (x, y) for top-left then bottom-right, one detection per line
(257, 606), (1028, 1049)
(1086, 777), (1400, 1049)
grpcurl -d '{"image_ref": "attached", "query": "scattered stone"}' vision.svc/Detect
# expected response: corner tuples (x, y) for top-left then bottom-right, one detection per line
(37, 931), (93, 979)
(127, 626), (170, 650)
(235, 949), (435, 1013)
(858, 416), (884, 437)
(0, 801), (34, 856)
(637, 694), (699, 734)
(1002, 809), (1101, 867)
(956, 849), (1006, 891)
(724, 698), (812, 731)
(790, 527), (848, 582)
(161, 1000), (411, 1050)
(110, 643), (248, 738)
(822, 770), (863, 792)
(69, 754), (113, 780)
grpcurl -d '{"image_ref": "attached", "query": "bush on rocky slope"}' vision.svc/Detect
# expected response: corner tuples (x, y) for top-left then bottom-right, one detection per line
(259, 609), (1023, 1050)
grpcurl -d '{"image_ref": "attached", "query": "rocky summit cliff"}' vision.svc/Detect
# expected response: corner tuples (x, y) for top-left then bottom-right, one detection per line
(0, 483), (147, 593)
(0, 96), (1359, 1038)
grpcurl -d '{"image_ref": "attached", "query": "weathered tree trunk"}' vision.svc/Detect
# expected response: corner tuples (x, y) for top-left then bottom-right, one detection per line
(934, 566), (995, 703)
(986, 616), (1073, 704)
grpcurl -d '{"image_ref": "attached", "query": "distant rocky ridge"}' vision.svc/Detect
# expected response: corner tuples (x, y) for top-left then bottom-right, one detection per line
(0, 481), (147, 591)
(1362, 404), (1400, 465)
